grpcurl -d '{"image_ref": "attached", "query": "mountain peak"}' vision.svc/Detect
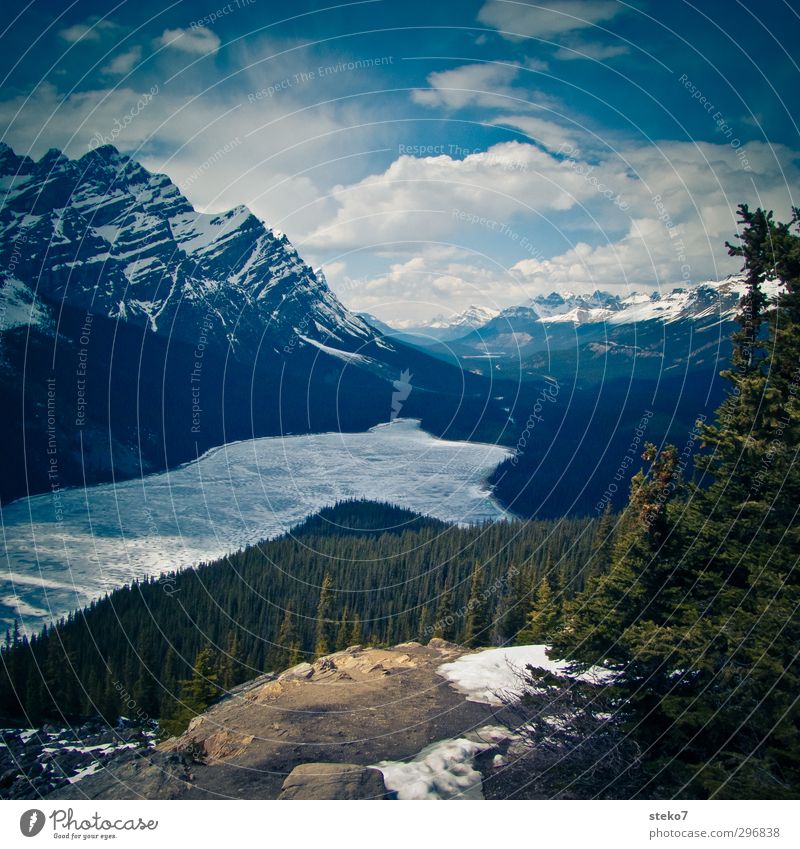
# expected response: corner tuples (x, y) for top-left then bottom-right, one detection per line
(37, 147), (69, 167)
(0, 142), (376, 353)
(82, 143), (124, 163)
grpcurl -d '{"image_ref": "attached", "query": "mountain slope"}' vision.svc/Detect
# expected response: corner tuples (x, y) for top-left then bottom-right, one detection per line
(0, 144), (515, 504)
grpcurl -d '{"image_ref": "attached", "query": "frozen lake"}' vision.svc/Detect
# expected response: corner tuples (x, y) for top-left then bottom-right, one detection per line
(1, 419), (511, 631)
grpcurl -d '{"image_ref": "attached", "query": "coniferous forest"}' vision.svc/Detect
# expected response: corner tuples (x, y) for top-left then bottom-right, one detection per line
(0, 502), (598, 727)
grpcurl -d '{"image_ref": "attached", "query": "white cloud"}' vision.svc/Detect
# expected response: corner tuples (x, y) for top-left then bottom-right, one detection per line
(307, 134), (800, 308)
(510, 140), (800, 291)
(304, 141), (603, 251)
(333, 248), (526, 321)
(478, 0), (623, 40)
(102, 46), (142, 76)
(411, 61), (560, 113)
(157, 26), (221, 56)
(59, 18), (119, 44)
(489, 114), (581, 152)
(412, 62), (522, 109)
(554, 38), (629, 61)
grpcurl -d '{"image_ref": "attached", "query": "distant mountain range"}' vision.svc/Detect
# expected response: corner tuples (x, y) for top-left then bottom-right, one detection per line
(370, 277), (766, 336)
(360, 305), (500, 343)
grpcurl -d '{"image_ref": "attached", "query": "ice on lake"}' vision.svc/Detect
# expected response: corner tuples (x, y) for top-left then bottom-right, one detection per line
(1, 419), (511, 630)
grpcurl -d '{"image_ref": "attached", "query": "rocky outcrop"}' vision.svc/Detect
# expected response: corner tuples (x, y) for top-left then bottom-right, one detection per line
(46, 641), (500, 800)
(278, 763), (390, 800)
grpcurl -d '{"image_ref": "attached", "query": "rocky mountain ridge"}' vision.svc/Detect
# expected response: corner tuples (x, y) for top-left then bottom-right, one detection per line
(0, 142), (375, 354)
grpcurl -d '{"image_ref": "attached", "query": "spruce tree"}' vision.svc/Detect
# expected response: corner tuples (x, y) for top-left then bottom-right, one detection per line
(348, 613), (363, 647)
(518, 577), (561, 644)
(550, 208), (800, 798)
(272, 607), (297, 671)
(464, 564), (492, 647)
(314, 574), (335, 658)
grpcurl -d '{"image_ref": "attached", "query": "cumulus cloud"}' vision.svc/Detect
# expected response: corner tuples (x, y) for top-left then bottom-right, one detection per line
(334, 248), (526, 321)
(510, 140), (800, 291)
(307, 134), (800, 304)
(304, 141), (613, 251)
(157, 26), (221, 56)
(59, 18), (119, 44)
(102, 46), (142, 76)
(478, 0), (623, 40)
(412, 62), (523, 109)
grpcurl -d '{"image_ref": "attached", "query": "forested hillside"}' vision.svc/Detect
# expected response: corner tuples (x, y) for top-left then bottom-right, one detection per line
(0, 502), (601, 728)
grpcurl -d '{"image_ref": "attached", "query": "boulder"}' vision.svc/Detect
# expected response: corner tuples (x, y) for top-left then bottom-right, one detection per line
(278, 763), (391, 800)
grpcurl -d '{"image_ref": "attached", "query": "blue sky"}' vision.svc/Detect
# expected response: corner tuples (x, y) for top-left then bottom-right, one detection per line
(2, 0), (798, 321)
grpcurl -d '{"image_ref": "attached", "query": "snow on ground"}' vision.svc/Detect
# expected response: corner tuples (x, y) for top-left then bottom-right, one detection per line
(1, 419), (511, 630)
(298, 335), (372, 365)
(67, 762), (102, 784)
(374, 726), (511, 800)
(437, 645), (613, 706)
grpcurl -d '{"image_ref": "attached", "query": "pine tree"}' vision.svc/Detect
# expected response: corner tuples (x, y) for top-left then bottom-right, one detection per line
(182, 646), (219, 711)
(464, 564), (492, 647)
(271, 607), (298, 671)
(550, 209), (800, 798)
(518, 577), (561, 644)
(348, 613), (363, 647)
(218, 631), (242, 691)
(159, 646), (220, 738)
(336, 607), (350, 651)
(314, 574), (335, 658)
(432, 582), (456, 641)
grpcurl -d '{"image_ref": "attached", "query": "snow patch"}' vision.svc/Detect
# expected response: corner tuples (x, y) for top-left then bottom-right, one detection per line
(374, 726), (511, 800)
(299, 335), (372, 365)
(437, 645), (613, 706)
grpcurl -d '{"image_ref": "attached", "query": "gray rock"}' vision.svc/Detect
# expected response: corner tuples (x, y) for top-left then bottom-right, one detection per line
(278, 763), (390, 800)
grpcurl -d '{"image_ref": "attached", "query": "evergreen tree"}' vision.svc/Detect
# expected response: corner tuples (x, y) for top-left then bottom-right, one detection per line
(159, 646), (220, 738)
(432, 582), (457, 641)
(314, 574), (335, 658)
(348, 613), (363, 647)
(336, 607), (350, 651)
(496, 565), (526, 643)
(518, 577), (561, 644)
(550, 208), (800, 798)
(272, 607), (298, 671)
(464, 564), (492, 647)
(218, 631), (243, 691)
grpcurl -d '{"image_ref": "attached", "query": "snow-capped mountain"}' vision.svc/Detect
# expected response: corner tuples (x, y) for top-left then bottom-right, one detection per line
(369, 304), (501, 343)
(390, 304), (499, 331)
(0, 142), (373, 354)
(509, 276), (778, 327)
(422, 304), (500, 331)
(434, 274), (771, 389)
(368, 278), (765, 349)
